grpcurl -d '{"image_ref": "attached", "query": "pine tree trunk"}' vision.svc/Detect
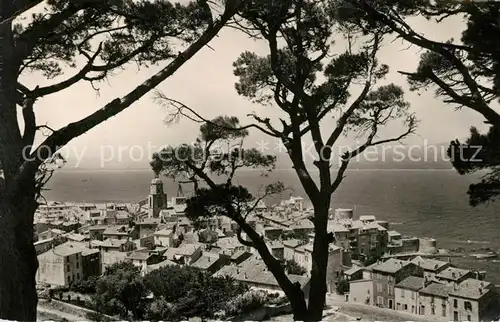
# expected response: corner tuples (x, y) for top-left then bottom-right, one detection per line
(0, 196), (39, 320)
(0, 8), (38, 319)
(305, 203), (330, 321)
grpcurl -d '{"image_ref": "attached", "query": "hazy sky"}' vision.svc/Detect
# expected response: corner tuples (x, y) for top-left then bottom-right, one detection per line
(19, 8), (492, 169)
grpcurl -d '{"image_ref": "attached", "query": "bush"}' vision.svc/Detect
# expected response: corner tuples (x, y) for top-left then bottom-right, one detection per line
(71, 276), (98, 294)
(336, 278), (350, 295)
(224, 290), (269, 317)
(285, 259), (307, 275)
(144, 297), (177, 321)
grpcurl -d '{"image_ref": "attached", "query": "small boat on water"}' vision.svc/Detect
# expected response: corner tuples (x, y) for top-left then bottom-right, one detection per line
(471, 252), (498, 259)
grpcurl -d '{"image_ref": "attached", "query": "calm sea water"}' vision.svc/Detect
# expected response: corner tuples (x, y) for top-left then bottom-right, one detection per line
(44, 169), (500, 283)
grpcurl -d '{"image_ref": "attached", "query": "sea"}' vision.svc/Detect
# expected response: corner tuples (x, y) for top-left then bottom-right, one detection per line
(44, 168), (500, 284)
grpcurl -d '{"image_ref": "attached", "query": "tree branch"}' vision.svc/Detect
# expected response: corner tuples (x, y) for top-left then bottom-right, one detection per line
(12, 0), (241, 198)
(15, 0), (103, 63)
(325, 34), (381, 150)
(29, 43), (104, 98)
(21, 95), (36, 147)
(157, 94), (282, 137)
(362, 2), (500, 127)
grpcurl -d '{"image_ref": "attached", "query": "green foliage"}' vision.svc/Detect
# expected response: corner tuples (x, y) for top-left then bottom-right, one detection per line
(285, 259), (307, 276)
(91, 262), (146, 319)
(336, 278), (349, 295)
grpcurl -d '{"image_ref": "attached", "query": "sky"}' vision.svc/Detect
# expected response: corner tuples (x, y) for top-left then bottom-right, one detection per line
(18, 5), (493, 169)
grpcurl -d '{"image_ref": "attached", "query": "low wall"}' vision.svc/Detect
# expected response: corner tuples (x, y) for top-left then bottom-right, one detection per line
(234, 303), (292, 321)
(38, 299), (118, 321)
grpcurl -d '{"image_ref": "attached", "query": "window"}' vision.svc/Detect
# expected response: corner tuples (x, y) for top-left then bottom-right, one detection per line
(377, 283), (383, 292)
(67, 276), (71, 283)
(76, 262), (79, 269)
(403, 304), (408, 310)
(431, 307), (435, 315)
(442, 304), (446, 317)
(464, 301), (472, 311)
(420, 305), (425, 315)
(401, 289), (405, 298)
(411, 291), (415, 299)
(67, 264), (70, 272)
(454, 299), (458, 308)
(76, 253), (79, 260)
(397, 303), (401, 310)
(467, 315), (471, 321)
(76, 273), (80, 279)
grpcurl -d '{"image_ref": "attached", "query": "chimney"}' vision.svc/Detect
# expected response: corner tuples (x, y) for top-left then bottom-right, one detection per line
(479, 288), (483, 295)
(244, 273), (247, 279)
(452, 272), (456, 279)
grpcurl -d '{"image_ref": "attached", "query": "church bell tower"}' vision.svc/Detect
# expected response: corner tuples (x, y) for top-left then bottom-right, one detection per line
(148, 175), (168, 218)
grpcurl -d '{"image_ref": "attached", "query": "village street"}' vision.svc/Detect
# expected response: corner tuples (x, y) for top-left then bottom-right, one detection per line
(271, 294), (448, 322)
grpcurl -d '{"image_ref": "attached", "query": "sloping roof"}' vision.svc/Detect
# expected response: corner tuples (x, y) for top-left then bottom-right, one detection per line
(396, 276), (425, 291)
(175, 243), (202, 256)
(127, 251), (151, 261)
(344, 266), (363, 276)
(103, 225), (129, 235)
(50, 241), (95, 257)
(436, 267), (471, 281)
(154, 228), (173, 236)
(81, 248), (99, 256)
(268, 241), (284, 249)
(213, 265), (240, 278)
(359, 215), (376, 221)
(283, 239), (302, 249)
(136, 218), (161, 225)
(411, 256), (449, 272)
(147, 259), (179, 272)
(328, 222), (350, 233)
(52, 243), (83, 257)
(101, 238), (128, 248)
(450, 279), (492, 300)
(372, 259), (412, 274)
(231, 250), (250, 260)
(191, 255), (218, 270)
(420, 282), (453, 298)
(234, 259), (309, 288)
(65, 233), (86, 242)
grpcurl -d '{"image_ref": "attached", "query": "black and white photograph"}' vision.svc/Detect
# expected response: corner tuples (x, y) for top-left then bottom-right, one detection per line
(0, 0), (499, 320)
